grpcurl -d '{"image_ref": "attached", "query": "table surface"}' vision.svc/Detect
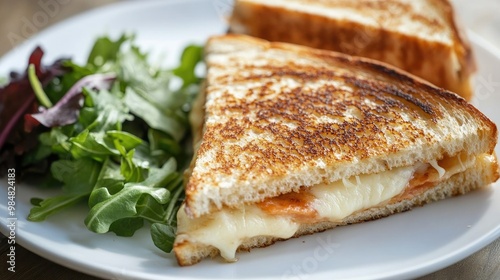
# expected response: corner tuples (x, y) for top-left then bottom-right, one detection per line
(0, 0), (499, 279)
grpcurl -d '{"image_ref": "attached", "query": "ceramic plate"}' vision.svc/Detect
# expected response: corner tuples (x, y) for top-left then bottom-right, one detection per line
(1, 1), (499, 279)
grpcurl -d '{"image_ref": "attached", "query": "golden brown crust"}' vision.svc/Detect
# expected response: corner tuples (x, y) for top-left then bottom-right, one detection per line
(184, 34), (496, 218)
(437, 0), (477, 72)
(229, 0), (476, 99)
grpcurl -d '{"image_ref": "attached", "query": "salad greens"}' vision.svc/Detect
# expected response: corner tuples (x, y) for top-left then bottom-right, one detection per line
(0, 34), (203, 253)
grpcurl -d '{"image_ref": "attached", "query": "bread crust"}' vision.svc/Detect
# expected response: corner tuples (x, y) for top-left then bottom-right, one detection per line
(229, 0), (476, 100)
(175, 155), (498, 266)
(184, 34), (497, 218)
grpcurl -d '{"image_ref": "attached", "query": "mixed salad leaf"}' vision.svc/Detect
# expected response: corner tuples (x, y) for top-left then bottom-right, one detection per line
(0, 34), (203, 253)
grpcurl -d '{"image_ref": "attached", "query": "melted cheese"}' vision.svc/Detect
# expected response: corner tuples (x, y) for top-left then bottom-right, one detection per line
(177, 165), (417, 261)
(311, 166), (415, 220)
(429, 158), (446, 178)
(176, 204), (299, 261)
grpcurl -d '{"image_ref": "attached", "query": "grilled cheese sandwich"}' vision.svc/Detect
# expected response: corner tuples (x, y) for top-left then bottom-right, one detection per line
(174, 35), (498, 266)
(229, 0), (476, 100)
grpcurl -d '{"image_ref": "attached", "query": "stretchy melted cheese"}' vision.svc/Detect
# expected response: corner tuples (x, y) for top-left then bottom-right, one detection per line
(177, 151), (478, 262)
(177, 162), (451, 261)
(177, 204), (299, 261)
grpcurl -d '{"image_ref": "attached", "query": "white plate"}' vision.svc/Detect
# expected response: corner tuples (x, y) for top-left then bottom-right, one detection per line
(1, 1), (500, 279)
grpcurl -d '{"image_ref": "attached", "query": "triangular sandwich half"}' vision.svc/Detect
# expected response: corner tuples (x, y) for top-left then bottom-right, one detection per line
(229, 0), (476, 100)
(174, 34), (498, 266)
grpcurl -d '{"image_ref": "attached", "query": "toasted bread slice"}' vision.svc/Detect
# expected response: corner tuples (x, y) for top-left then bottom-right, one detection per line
(184, 34), (496, 219)
(229, 0), (476, 100)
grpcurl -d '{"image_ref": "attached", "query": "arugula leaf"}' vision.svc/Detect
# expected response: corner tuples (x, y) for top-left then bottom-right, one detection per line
(120, 54), (183, 114)
(30, 198), (43, 206)
(132, 141), (170, 169)
(50, 158), (102, 194)
(148, 129), (181, 157)
(107, 130), (142, 151)
(173, 45), (204, 87)
(120, 149), (147, 182)
(28, 158), (101, 222)
(117, 48), (189, 142)
(150, 181), (184, 253)
(28, 193), (89, 221)
(39, 127), (72, 154)
(150, 223), (176, 253)
(135, 195), (167, 223)
(85, 158), (177, 234)
(69, 130), (118, 160)
(124, 88), (186, 142)
(109, 217), (144, 237)
(87, 34), (130, 70)
(88, 158), (124, 207)
(85, 182), (169, 233)
(83, 87), (133, 132)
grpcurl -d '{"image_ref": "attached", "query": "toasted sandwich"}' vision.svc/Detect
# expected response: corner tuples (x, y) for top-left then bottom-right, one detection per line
(173, 35), (498, 266)
(229, 0), (476, 100)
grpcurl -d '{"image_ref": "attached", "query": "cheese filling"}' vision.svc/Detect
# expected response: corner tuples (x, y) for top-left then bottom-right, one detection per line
(309, 165), (415, 221)
(176, 204), (299, 261)
(176, 154), (475, 262)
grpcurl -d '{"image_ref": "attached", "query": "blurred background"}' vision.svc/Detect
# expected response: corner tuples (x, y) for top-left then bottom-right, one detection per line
(0, 0), (499, 56)
(0, 0), (117, 56)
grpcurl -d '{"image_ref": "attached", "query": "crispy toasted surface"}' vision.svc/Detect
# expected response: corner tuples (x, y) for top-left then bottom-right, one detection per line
(184, 35), (496, 218)
(229, 0), (476, 99)
(175, 154), (499, 266)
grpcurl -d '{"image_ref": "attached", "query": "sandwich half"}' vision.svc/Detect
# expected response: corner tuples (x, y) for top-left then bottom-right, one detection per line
(229, 0), (476, 100)
(174, 34), (498, 266)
